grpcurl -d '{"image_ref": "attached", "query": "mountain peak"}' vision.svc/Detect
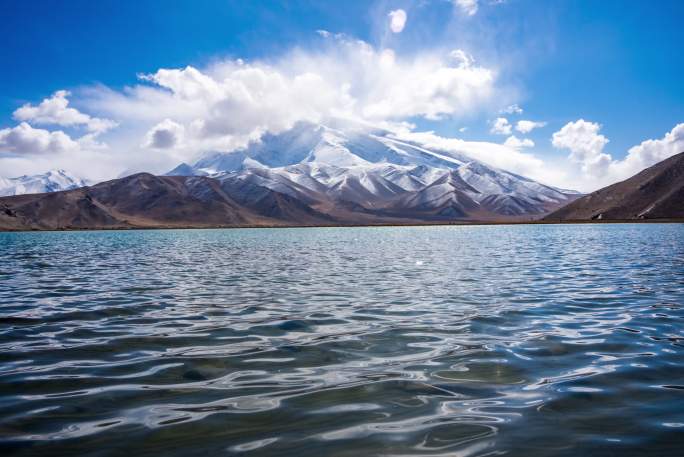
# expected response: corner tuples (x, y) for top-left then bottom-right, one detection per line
(0, 169), (87, 197)
(164, 122), (580, 219)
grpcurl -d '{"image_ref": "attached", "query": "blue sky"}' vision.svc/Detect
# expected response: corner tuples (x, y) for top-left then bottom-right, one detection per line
(1, 0), (682, 191)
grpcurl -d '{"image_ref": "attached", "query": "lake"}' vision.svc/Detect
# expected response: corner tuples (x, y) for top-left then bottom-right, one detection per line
(0, 224), (683, 456)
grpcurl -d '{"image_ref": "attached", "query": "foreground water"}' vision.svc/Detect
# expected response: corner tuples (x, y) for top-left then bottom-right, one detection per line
(0, 225), (683, 456)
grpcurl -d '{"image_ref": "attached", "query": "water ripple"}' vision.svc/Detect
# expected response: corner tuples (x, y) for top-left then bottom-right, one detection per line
(0, 224), (683, 456)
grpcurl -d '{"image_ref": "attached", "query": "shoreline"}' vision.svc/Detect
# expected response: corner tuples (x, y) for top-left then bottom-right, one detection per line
(2, 218), (683, 233)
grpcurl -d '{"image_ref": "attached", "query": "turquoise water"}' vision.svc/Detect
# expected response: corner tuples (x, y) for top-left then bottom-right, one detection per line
(0, 224), (683, 456)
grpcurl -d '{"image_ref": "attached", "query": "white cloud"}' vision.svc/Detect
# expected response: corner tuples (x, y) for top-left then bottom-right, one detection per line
(359, 57), (493, 120)
(13, 90), (117, 134)
(504, 135), (534, 149)
(143, 119), (185, 149)
(388, 9), (407, 33)
(449, 49), (475, 68)
(515, 120), (546, 134)
(141, 64), (355, 140)
(0, 90), (114, 165)
(552, 119), (611, 176)
(393, 129), (566, 186)
(490, 117), (512, 135)
(0, 122), (80, 155)
(551, 120), (684, 190)
(455, 0), (478, 16)
(609, 123), (684, 181)
(500, 104), (523, 115)
(89, 38), (496, 136)
(139, 67), (220, 101)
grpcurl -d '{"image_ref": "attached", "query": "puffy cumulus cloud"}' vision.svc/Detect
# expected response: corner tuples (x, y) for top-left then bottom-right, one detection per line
(0, 89), (115, 165)
(143, 119), (185, 149)
(500, 104), (523, 115)
(490, 117), (512, 135)
(358, 53), (493, 120)
(503, 135), (534, 149)
(192, 69), (352, 138)
(515, 120), (546, 134)
(0, 122), (80, 155)
(13, 90), (117, 134)
(87, 37), (496, 148)
(619, 123), (684, 174)
(455, 0), (478, 16)
(552, 119), (611, 176)
(139, 67), (220, 101)
(552, 121), (684, 190)
(388, 9), (407, 33)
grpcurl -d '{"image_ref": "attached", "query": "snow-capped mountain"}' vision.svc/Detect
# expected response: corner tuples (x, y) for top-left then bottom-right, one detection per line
(0, 170), (88, 197)
(168, 121), (580, 220)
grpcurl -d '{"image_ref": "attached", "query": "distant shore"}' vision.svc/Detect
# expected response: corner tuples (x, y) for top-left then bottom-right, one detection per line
(2, 218), (683, 233)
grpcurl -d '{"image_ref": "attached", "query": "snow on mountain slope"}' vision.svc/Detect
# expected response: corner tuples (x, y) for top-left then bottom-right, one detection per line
(391, 172), (481, 214)
(0, 170), (88, 196)
(168, 121), (579, 219)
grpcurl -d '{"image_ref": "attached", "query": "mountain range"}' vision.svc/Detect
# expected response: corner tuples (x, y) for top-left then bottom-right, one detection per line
(167, 121), (579, 220)
(1, 121), (681, 231)
(0, 170), (87, 197)
(0, 172), (338, 230)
